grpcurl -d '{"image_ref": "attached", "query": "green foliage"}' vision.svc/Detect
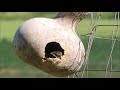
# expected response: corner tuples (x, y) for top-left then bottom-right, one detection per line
(0, 12), (115, 20)
(0, 12), (57, 20)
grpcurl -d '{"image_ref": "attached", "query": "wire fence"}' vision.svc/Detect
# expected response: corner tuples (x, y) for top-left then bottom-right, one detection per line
(73, 12), (120, 78)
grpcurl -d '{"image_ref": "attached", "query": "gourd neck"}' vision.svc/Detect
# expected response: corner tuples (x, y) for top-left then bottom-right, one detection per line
(54, 12), (90, 30)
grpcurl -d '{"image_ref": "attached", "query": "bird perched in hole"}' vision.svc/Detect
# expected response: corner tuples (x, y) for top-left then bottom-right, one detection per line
(50, 51), (63, 59)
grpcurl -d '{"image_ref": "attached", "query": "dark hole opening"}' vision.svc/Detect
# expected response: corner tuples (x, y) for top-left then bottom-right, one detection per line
(45, 42), (64, 58)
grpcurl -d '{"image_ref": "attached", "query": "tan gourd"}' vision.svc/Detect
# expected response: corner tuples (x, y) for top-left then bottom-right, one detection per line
(13, 12), (90, 77)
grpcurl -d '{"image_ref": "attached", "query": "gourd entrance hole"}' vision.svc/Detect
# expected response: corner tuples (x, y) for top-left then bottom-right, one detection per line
(45, 42), (64, 58)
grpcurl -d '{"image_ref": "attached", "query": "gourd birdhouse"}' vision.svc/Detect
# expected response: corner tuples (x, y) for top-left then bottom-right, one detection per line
(13, 12), (90, 77)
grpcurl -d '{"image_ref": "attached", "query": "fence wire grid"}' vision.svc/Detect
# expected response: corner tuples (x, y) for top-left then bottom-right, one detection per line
(70, 12), (120, 78)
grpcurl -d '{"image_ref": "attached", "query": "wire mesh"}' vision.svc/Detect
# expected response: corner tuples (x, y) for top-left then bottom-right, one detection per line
(72, 12), (120, 78)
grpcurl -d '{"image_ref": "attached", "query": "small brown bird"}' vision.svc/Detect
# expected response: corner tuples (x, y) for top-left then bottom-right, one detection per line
(50, 51), (63, 59)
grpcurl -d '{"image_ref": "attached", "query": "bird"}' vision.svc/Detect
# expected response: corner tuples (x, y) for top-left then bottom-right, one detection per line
(50, 51), (63, 59)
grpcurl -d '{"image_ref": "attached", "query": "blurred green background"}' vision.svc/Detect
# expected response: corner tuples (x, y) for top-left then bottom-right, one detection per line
(0, 12), (120, 78)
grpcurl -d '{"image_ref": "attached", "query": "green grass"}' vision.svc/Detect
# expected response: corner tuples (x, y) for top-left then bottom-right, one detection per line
(0, 18), (120, 78)
(0, 12), (57, 20)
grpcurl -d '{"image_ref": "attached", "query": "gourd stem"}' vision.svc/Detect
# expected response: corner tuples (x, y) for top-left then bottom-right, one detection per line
(54, 12), (90, 30)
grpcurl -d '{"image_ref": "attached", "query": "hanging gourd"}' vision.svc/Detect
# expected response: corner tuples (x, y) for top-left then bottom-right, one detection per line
(13, 12), (90, 77)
